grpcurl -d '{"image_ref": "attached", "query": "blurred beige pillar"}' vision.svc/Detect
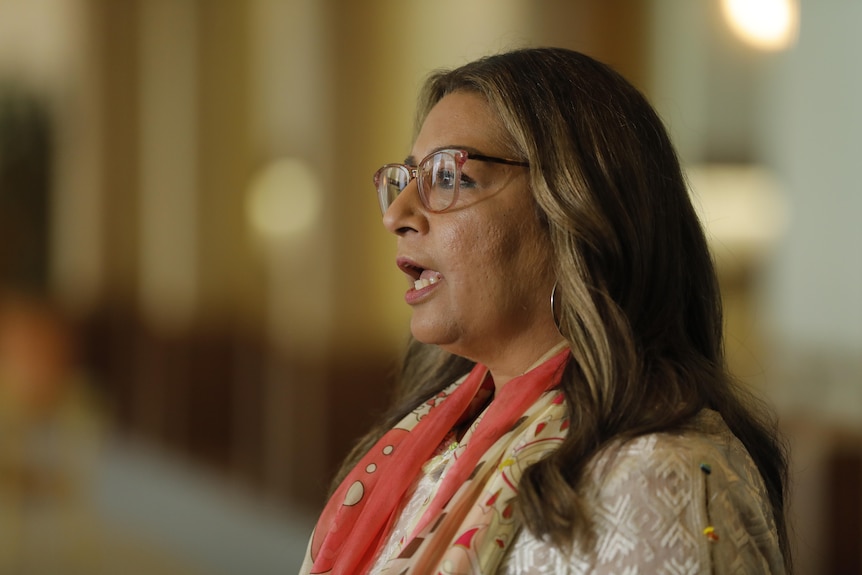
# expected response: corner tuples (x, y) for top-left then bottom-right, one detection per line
(137, 0), (199, 336)
(247, 0), (334, 503)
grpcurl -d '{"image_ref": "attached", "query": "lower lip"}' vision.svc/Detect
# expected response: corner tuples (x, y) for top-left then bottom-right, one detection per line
(404, 280), (441, 304)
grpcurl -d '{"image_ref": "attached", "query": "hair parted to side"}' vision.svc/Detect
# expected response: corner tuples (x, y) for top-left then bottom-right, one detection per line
(334, 47), (790, 569)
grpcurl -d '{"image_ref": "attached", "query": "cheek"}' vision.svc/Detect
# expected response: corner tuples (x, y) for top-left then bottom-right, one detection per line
(497, 215), (554, 297)
(438, 200), (551, 299)
(463, 224), (530, 294)
(439, 212), (481, 256)
(494, 205), (545, 264)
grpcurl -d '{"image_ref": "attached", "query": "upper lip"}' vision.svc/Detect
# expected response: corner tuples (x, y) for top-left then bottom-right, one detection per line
(396, 257), (426, 281)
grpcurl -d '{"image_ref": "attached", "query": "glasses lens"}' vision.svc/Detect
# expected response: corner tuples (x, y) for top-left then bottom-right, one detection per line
(375, 165), (410, 213)
(421, 151), (458, 212)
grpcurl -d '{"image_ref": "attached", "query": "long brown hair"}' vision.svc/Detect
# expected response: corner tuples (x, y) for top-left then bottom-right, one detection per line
(336, 47), (790, 568)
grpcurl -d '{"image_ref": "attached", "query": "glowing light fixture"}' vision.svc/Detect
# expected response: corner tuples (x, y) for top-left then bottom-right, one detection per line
(246, 157), (322, 240)
(721, 0), (799, 51)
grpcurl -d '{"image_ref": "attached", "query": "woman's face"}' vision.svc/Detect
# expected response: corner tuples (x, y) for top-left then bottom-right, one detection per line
(383, 91), (562, 379)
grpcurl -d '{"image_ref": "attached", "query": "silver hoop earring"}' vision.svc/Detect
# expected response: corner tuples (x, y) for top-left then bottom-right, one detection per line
(550, 281), (563, 334)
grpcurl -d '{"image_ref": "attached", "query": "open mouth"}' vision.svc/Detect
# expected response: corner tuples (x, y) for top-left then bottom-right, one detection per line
(413, 271), (442, 290)
(398, 259), (443, 291)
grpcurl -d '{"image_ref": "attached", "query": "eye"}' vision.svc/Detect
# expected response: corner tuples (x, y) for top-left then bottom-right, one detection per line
(458, 172), (477, 189)
(434, 167), (457, 190)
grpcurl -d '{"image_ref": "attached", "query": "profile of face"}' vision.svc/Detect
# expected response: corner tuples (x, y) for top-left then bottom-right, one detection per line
(382, 91), (562, 379)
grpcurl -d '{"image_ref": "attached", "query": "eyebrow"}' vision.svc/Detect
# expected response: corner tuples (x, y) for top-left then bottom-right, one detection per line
(403, 145), (498, 166)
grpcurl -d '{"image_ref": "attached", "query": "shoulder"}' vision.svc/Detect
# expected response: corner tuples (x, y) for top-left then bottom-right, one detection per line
(581, 409), (784, 574)
(503, 410), (786, 574)
(587, 409), (764, 500)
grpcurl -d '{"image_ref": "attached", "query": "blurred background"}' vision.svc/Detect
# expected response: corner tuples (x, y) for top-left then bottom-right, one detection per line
(0, 0), (859, 573)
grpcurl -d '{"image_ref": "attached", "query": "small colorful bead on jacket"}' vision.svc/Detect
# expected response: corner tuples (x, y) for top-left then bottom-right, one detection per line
(703, 526), (719, 542)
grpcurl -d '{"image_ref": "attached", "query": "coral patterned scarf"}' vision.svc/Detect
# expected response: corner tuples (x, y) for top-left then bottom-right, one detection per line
(300, 346), (570, 574)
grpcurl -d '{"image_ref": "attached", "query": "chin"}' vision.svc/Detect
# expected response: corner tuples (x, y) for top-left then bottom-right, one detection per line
(409, 328), (440, 346)
(409, 319), (455, 348)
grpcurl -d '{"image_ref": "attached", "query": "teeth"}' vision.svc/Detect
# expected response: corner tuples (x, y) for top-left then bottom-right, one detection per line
(413, 275), (440, 290)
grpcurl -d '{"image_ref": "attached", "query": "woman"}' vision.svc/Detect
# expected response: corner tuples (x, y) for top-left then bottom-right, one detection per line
(300, 48), (790, 574)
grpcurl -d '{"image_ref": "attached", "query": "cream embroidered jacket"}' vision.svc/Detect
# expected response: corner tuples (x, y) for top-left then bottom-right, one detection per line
(500, 409), (785, 574)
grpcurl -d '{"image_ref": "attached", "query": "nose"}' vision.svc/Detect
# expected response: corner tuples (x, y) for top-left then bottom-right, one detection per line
(382, 178), (427, 236)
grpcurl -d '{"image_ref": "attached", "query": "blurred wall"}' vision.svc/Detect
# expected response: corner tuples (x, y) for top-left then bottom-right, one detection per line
(1, 0), (860, 573)
(651, 0), (861, 406)
(761, 2), (862, 414)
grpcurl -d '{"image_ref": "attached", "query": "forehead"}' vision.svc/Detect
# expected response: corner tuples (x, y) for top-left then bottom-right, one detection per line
(411, 91), (509, 158)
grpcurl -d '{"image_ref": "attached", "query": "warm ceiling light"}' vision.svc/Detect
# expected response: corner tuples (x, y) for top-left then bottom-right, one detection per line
(246, 158), (322, 240)
(722, 0), (799, 51)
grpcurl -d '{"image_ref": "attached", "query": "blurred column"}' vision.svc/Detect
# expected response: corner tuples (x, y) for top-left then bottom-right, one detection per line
(196, 2), (258, 326)
(137, 0), (199, 337)
(26, 0), (108, 317)
(128, 0), (201, 457)
(92, 0), (142, 309)
(528, 0), (651, 90)
(246, 0), (333, 504)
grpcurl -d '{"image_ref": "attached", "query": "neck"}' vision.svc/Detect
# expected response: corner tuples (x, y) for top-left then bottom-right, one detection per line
(486, 338), (568, 392)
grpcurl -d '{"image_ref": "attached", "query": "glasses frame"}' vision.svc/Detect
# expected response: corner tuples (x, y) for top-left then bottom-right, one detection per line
(373, 148), (529, 214)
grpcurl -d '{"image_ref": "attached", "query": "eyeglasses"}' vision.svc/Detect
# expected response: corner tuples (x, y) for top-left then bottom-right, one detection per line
(373, 148), (529, 214)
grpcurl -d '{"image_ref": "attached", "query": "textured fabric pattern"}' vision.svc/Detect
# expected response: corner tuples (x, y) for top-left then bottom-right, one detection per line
(499, 410), (785, 574)
(367, 433), (458, 574)
(301, 346), (570, 575)
(372, 372), (571, 574)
